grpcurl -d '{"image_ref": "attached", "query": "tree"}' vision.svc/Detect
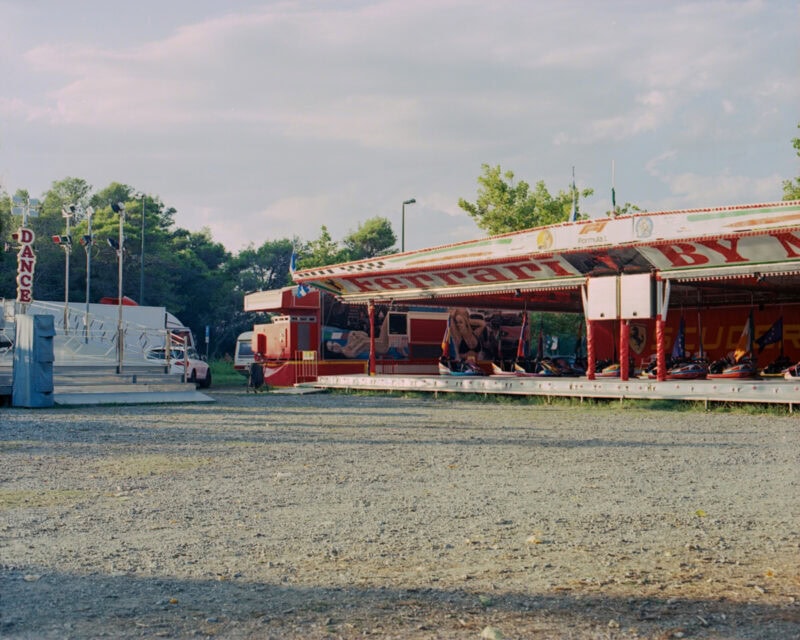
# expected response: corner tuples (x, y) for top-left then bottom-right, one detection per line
(342, 217), (396, 260)
(230, 238), (294, 294)
(458, 164), (594, 235)
(298, 225), (348, 269)
(607, 202), (644, 217)
(783, 123), (800, 201)
(167, 228), (232, 328)
(0, 189), (11, 247)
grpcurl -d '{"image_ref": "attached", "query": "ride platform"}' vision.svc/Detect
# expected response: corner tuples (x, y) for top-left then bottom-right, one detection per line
(306, 373), (800, 410)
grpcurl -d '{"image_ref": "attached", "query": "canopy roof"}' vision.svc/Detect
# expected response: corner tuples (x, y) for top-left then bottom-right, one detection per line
(293, 200), (800, 313)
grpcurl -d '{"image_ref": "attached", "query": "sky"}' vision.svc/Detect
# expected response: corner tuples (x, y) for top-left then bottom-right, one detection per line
(1, 0), (798, 256)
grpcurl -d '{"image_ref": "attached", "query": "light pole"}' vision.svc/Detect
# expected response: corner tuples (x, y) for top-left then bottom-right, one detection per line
(111, 201), (126, 373)
(11, 194), (41, 228)
(401, 198), (416, 252)
(80, 206), (94, 343)
(57, 204), (77, 333)
(133, 192), (145, 305)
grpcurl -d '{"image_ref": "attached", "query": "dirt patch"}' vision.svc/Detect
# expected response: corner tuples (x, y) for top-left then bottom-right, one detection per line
(1, 390), (798, 638)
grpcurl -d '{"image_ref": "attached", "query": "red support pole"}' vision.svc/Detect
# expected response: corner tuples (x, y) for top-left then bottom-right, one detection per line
(368, 302), (376, 376)
(586, 319), (596, 380)
(620, 319), (630, 380)
(656, 314), (666, 381)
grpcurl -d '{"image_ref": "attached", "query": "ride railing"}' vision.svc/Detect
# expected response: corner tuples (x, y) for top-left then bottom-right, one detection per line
(0, 298), (171, 367)
(295, 350), (319, 383)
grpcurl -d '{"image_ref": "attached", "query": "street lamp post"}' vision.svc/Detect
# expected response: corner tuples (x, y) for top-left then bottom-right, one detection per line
(59, 205), (77, 333)
(11, 194), (41, 229)
(134, 192), (145, 305)
(111, 201), (126, 373)
(401, 198), (416, 252)
(81, 207), (94, 343)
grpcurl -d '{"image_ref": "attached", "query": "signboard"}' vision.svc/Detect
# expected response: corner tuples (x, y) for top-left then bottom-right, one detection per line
(637, 230), (800, 272)
(324, 256), (582, 297)
(15, 228), (36, 303)
(291, 200), (800, 303)
(296, 201), (800, 282)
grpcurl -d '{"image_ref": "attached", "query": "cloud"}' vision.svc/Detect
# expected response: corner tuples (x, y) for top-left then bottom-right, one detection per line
(1, 0), (797, 256)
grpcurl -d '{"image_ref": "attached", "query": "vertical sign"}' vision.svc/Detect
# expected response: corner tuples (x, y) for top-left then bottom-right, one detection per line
(15, 228), (36, 303)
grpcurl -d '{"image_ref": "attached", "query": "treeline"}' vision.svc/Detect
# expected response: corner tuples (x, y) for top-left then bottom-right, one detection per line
(0, 178), (397, 357)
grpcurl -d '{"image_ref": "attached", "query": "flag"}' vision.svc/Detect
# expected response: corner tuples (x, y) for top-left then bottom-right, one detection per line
(611, 160), (616, 213)
(696, 311), (705, 359)
(295, 283), (310, 298)
(755, 316), (783, 353)
(733, 310), (754, 362)
(516, 313), (529, 359)
(290, 248), (310, 296)
(671, 316), (685, 360)
(569, 166), (577, 222)
(440, 323), (457, 360)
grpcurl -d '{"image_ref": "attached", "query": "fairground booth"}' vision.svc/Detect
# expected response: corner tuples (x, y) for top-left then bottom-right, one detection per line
(292, 200), (800, 383)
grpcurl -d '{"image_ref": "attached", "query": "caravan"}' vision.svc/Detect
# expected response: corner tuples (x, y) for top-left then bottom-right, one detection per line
(233, 331), (255, 376)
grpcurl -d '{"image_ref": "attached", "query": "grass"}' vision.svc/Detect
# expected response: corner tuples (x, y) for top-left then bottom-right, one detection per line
(209, 358), (248, 388)
(0, 489), (90, 510)
(92, 454), (209, 479)
(328, 388), (797, 414)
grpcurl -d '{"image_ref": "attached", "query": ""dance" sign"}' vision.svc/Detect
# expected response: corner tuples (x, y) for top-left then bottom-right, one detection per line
(14, 227), (36, 303)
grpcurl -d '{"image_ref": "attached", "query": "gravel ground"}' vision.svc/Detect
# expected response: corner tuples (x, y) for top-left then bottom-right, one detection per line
(1, 389), (799, 639)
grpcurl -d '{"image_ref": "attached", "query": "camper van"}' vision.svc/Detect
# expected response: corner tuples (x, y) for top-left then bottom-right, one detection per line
(233, 331), (255, 376)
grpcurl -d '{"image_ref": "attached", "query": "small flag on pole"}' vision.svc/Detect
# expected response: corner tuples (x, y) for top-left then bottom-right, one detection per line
(733, 310), (754, 362)
(516, 313), (529, 360)
(289, 248), (310, 297)
(295, 283), (310, 298)
(755, 316), (783, 353)
(440, 323), (457, 360)
(671, 316), (685, 360)
(611, 159), (616, 213)
(569, 166), (577, 222)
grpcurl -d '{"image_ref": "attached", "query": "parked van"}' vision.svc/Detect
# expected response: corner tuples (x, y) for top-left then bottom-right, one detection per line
(233, 331), (255, 376)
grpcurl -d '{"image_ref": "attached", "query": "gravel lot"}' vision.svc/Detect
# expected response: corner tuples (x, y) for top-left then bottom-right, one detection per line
(1, 389), (799, 639)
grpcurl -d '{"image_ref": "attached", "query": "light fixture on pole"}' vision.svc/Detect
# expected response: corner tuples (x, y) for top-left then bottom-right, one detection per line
(11, 194), (41, 228)
(54, 204), (77, 333)
(401, 198), (416, 252)
(81, 206), (94, 343)
(111, 201), (126, 373)
(133, 192), (145, 305)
